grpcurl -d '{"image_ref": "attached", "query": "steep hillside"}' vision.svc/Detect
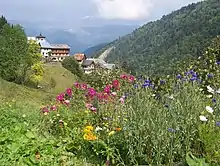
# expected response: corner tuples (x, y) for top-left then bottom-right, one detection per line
(83, 43), (107, 57)
(0, 63), (77, 104)
(97, 0), (220, 76)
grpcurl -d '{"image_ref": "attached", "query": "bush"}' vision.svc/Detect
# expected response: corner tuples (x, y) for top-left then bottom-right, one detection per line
(61, 56), (84, 79)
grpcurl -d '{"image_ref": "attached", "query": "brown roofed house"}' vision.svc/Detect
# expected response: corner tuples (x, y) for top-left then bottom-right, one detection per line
(74, 53), (87, 64)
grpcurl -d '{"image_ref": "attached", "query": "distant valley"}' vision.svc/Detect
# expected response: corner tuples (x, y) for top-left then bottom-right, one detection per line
(10, 20), (138, 55)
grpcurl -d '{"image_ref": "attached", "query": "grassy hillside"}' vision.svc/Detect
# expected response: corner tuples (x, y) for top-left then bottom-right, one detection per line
(96, 0), (220, 76)
(40, 63), (77, 94)
(0, 63), (77, 104)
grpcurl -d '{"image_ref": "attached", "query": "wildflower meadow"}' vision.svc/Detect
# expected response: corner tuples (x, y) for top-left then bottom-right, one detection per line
(1, 38), (220, 165)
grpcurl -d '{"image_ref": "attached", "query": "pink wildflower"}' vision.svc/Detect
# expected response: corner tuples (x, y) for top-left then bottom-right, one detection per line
(90, 106), (97, 113)
(56, 93), (65, 102)
(81, 83), (88, 90)
(120, 74), (128, 79)
(119, 97), (125, 104)
(74, 82), (81, 89)
(41, 107), (49, 113)
(86, 103), (93, 109)
(88, 88), (96, 96)
(128, 75), (135, 82)
(112, 80), (120, 89)
(104, 85), (111, 93)
(64, 100), (70, 106)
(50, 105), (57, 111)
(66, 88), (72, 97)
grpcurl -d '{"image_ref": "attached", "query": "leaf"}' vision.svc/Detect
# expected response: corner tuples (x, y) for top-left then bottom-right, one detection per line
(25, 131), (35, 139)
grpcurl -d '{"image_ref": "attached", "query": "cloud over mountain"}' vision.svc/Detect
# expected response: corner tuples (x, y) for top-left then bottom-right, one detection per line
(93, 0), (153, 20)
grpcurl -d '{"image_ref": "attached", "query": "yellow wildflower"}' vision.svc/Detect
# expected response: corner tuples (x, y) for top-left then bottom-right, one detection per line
(83, 132), (97, 141)
(108, 131), (115, 136)
(85, 125), (94, 131)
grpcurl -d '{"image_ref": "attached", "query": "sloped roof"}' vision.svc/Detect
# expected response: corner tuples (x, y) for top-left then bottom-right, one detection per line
(36, 33), (46, 38)
(74, 53), (86, 61)
(38, 40), (52, 48)
(50, 44), (70, 49)
(82, 60), (94, 66)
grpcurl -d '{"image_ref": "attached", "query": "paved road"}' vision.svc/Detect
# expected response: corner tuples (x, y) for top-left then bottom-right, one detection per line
(98, 46), (115, 60)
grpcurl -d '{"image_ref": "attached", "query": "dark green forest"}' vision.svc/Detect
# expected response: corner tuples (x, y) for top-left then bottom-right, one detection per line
(96, 0), (220, 76)
(0, 16), (43, 86)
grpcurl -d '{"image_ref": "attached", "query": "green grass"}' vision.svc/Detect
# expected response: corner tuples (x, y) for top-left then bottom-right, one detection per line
(41, 63), (77, 94)
(0, 63), (77, 105)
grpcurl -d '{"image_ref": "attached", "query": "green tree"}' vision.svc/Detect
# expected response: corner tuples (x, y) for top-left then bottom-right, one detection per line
(0, 23), (28, 82)
(23, 40), (44, 86)
(0, 15), (7, 32)
(61, 56), (84, 79)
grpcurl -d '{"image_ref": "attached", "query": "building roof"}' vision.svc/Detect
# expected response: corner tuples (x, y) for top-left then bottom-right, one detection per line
(98, 63), (115, 70)
(74, 53), (86, 61)
(82, 60), (94, 66)
(36, 33), (46, 38)
(87, 58), (106, 65)
(50, 44), (70, 49)
(38, 40), (52, 48)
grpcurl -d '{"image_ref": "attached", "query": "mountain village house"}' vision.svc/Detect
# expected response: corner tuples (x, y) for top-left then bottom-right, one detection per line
(73, 53), (115, 74)
(27, 34), (70, 62)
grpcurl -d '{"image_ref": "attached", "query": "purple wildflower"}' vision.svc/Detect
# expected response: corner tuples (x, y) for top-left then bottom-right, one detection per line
(160, 80), (166, 85)
(164, 104), (169, 108)
(207, 74), (214, 78)
(176, 74), (182, 79)
(168, 128), (176, 133)
(216, 121), (220, 127)
(212, 98), (217, 103)
(190, 77), (197, 81)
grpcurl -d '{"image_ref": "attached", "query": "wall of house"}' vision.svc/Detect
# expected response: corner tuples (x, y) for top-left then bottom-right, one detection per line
(41, 48), (52, 57)
(51, 49), (70, 56)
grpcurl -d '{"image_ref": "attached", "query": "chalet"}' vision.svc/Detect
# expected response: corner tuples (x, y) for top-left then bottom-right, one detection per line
(27, 34), (70, 62)
(81, 59), (95, 74)
(73, 53), (87, 64)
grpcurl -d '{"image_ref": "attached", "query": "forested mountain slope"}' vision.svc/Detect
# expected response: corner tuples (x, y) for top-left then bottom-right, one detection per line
(97, 0), (220, 76)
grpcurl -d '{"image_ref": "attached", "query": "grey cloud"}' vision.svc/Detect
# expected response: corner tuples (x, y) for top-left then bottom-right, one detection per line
(0, 0), (201, 27)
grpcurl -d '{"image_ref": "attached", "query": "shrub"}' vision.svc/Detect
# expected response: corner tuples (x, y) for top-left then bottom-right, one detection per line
(61, 56), (84, 79)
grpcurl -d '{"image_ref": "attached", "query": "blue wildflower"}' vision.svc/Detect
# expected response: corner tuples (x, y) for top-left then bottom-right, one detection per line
(176, 74), (182, 79)
(160, 80), (166, 85)
(189, 70), (194, 74)
(207, 73), (214, 78)
(145, 80), (151, 83)
(185, 71), (190, 76)
(192, 72), (198, 77)
(168, 128), (176, 133)
(212, 98), (216, 103)
(142, 82), (151, 88)
(216, 62), (220, 65)
(190, 77), (197, 81)
(216, 121), (220, 127)
(164, 104), (169, 108)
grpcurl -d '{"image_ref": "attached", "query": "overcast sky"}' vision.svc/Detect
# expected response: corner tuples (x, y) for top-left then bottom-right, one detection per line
(0, 0), (201, 27)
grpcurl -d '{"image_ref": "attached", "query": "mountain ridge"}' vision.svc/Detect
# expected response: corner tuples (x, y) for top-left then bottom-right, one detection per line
(94, 0), (220, 76)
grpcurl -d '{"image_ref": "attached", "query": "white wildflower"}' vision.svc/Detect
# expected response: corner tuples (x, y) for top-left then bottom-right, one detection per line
(207, 86), (215, 94)
(111, 92), (117, 96)
(199, 115), (208, 122)
(206, 106), (214, 113)
(216, 89), (220, 94)
(168, 95), (174, 100)
(206, 95), (213, 98)
(95, 126), (103, 132)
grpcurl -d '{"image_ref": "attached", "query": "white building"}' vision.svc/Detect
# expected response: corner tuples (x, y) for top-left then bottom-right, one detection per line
(27, 34), (70, 62)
